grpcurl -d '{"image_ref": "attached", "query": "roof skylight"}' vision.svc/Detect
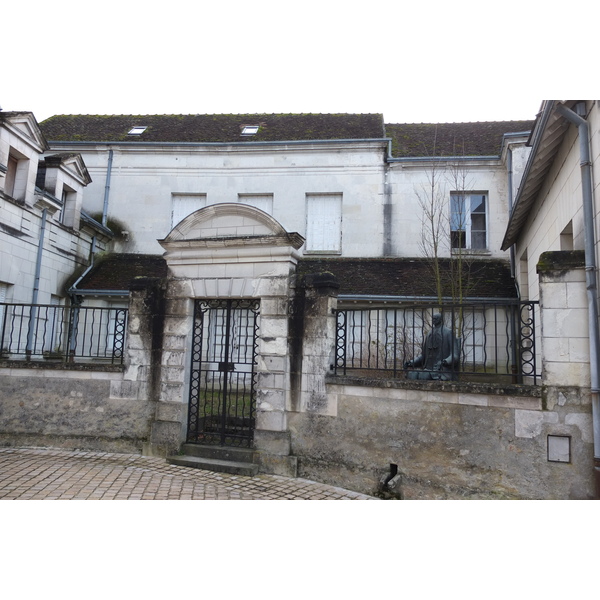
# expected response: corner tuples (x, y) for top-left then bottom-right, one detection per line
(241, 125), (260, 136)
(128, 126), (147, 135)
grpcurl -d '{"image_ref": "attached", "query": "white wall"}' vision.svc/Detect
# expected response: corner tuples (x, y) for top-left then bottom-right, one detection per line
(57, 141), (388, 257)
(513, 102), (600, 302)
(387, 158), (511, 259)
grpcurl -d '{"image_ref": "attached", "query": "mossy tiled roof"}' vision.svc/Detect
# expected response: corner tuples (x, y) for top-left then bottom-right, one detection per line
(76, 254), (168, 291)
(386, 120), (535, 158)
(297, 257), (518, 299)
(40, 113), (385, 143)
(75, 255), (516, 298)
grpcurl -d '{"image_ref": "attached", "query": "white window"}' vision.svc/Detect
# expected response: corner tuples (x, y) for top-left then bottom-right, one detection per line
(237, 193), (273, 215)
(128, 126), (147, 135)
(451, 192), (487, 250)
(241, 125), (259, 136)
(171, 193), (207, 228)
(306, 193), (342, 253)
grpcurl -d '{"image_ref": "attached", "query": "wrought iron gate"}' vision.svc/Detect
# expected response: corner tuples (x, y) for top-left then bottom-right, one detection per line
(187, 299), (260, 447)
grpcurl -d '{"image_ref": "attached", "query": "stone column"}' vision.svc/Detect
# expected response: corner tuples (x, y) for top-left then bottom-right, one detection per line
(298, 272), (339, 415)
(537, 251), (590, 386)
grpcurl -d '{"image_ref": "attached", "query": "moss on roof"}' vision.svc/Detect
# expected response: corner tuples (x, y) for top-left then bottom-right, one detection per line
(40, 113), (385, 143)
(385, 120), (535, 158)
(297, 257), (518, 299)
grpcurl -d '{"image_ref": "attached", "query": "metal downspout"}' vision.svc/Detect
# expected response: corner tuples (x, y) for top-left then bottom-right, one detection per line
(26, 207), (48, 357)
(102, 149), (113, 227)
(506, 147), (520, 382)
(555, 102), (600, 496)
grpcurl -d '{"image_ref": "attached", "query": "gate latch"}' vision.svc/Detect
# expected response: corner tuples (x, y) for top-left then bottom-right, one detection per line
(218, 362), (236, 372)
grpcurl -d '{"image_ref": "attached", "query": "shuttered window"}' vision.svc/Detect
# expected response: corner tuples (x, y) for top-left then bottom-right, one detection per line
(306, 193), (342, 253)
(171, 194), (207, 228)
(237, 194), (273, 215)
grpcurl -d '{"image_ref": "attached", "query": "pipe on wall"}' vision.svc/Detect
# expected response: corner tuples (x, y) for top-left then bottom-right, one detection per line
(26, 207), (48, 356)
(555, 102), (600, 496)
(102, 149), (113, 227)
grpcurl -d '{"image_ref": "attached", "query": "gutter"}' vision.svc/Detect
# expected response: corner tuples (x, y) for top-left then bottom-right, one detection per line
(338, 294), (519, 303)
(387, 155), (500, 163)
(555, 102), (600, 497)
(47, 138), (391, 149)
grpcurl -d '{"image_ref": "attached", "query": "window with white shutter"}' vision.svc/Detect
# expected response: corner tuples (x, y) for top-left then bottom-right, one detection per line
(305, 193), (342, 253)
(237, 194), (273, 215)
(171, 194), (207, 228)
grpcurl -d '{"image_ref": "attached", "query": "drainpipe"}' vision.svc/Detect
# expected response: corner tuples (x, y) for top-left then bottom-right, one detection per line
(555, 102), (600, 497)
(102, 149), (113, 227)
(507, 147), (517, 280)
(26, 207), (48, 357)
(506, 147), (520, 382)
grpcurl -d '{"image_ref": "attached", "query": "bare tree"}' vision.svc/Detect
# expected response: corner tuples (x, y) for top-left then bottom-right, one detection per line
(414, 134), (478, 335)
(415, 126), (447, 304)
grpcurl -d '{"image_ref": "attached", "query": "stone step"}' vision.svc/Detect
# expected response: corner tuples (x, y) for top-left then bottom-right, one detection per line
(166, 454), (259, 477)
(178, 443), (256, 464)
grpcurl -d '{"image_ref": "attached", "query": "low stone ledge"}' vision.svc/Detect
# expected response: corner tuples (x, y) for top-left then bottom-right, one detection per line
(326, 374), (542, 398)
(0, 360), (125, 373)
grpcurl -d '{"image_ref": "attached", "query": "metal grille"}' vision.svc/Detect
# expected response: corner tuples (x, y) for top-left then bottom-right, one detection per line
(334, 301), (540, 384)
(0, 303), (127, 364)
(187, 299), (260, 447)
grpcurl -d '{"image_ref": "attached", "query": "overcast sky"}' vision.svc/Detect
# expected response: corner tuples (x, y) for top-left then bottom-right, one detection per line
(2, 1), (596, 125)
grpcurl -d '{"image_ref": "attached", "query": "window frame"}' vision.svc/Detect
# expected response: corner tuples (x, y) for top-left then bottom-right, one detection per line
(450, 191), (488, 251)
(305, 193), (343, 254)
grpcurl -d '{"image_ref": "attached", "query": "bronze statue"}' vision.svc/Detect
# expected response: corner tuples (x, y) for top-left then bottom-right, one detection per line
(404, 313), (460, 380)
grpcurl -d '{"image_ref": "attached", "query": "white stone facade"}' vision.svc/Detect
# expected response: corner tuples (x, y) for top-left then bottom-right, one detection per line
(45, 136), (530, 262)
(0, 113), (108, 306)
(512, 102), (600, 303)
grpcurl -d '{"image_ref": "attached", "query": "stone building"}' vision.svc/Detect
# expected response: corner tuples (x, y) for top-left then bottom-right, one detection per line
(2, 105), (597, 498)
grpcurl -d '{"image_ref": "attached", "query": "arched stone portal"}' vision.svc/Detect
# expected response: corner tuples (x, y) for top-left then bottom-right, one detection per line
(150, 203), (304, 476)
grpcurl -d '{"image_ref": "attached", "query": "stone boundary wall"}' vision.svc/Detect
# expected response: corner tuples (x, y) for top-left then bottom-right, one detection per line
(0, 279), (164, 453)
(0, 361), (154, 452)
(288, 376), (594, 499)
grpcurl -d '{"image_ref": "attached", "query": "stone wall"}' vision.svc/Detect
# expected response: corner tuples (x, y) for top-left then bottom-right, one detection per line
(0, 279), (163, 452)
(288, 377), (594, 499)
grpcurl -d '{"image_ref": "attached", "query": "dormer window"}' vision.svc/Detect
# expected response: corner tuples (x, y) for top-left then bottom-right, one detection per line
(241, 125), (260, 136)
(128, 126), (147, 135)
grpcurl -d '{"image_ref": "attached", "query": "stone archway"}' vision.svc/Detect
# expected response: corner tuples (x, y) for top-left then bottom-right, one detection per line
(149, 204), (304, 476)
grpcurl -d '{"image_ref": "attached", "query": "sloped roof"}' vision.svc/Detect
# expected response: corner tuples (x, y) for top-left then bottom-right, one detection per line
(75, 254), (168, 292)
(501, 101), (576, 250)
(297, 257), (518, 299)
(39, 113), (385, 143)
(386, 120), (535, 158)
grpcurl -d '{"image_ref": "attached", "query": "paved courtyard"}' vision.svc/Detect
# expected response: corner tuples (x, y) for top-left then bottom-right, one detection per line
(0, 447), (376, 500)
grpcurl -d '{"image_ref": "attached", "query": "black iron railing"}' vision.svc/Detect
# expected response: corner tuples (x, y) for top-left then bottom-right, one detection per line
(334, 301), (539, 384)
(0, 303), (127, 364)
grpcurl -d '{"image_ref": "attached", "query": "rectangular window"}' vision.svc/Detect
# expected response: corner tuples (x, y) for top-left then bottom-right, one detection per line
(171, 193), (207, 228)
(237, 194), (273, 215)
(306, 193), (342, 253)
(451, 192), (487, 250)
(4, 150), (29, 201)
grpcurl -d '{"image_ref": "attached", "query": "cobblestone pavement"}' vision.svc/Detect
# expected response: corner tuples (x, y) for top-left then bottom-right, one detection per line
(0, 447), (377, 500)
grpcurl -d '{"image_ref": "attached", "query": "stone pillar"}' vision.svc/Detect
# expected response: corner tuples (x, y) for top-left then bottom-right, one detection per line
(125, 277), (169, 453)
(145, 278), (193, 456)
(298, 272), (339, 415)
(537, 251), (590, 386)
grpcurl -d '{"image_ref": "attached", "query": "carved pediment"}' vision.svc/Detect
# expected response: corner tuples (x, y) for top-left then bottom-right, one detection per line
(2, 112), (48, 151)
(165, 203), (292, 243)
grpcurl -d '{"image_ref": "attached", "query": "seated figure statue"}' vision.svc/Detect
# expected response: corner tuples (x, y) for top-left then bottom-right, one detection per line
(404, 313), (460, 380)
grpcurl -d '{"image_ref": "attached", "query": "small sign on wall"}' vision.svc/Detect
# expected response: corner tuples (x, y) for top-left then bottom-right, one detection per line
(547, 435), (571, 463)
